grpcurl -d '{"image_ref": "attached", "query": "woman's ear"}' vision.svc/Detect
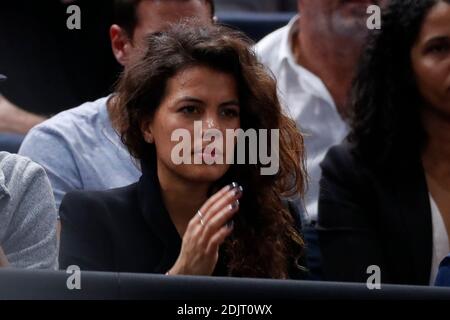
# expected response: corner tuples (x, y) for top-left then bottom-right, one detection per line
(141, 118), (154, 144)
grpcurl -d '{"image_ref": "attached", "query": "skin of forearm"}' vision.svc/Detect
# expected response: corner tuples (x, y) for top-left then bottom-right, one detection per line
(0, 246), (9, 267)
(8, 108), (46, 134)
(0, 95), (47, 134)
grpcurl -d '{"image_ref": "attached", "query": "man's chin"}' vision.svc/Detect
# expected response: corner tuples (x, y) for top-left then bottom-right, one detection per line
(340, 2), (372, 18)
(331, 9), (370, 40)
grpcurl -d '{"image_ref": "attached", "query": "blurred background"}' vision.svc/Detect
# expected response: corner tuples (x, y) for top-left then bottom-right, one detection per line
(0, 0), (296, 117)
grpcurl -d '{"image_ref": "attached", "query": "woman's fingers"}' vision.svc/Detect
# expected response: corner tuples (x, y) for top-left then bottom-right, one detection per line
(203, 185), (242, 223)
(176, 183), (243, 276)
(205, 224), (234, 256)
(185, 213), (204, 242)
(198, 183), (236, 214)
(201, 200), (239, 243)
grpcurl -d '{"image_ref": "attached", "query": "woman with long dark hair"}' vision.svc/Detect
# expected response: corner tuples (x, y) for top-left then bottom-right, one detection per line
(318, 0), (450, 285)
(59, 23), (307, 279)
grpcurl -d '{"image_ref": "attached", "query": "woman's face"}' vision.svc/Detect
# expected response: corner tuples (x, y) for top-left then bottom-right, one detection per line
(411, 1), (450, 115)
(143, 65), (241, 185)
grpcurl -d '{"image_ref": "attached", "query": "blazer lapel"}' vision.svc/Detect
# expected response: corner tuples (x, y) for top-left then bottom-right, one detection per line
(390, 160), (432, 284)
(137, 160), (182, 273)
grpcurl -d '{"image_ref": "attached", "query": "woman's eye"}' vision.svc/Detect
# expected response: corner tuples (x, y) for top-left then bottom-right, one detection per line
(179, 106), (199, 115)
(221, 108), (240, 118)
(426, 43), (450, 54)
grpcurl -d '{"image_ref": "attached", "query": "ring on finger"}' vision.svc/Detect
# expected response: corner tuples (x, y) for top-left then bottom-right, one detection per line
(197, 210), (205, 226)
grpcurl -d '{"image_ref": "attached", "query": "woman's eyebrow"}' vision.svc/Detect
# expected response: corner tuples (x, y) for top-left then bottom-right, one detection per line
(220, 100), (240, 107)
(176, 96), (204, 104)
(424, 35), (449, 45)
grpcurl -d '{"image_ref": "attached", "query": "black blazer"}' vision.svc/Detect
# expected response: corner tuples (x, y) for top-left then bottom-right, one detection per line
(59, 163), (306, 278)
(318, 142), (433, 285)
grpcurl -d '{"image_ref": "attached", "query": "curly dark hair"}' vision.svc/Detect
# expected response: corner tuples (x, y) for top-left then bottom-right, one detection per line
(114, 22), (306, 279)
(349, 0), (450, 166)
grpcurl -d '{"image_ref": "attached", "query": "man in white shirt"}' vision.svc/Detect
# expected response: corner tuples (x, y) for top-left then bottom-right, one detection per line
(256, 0), (386, 223)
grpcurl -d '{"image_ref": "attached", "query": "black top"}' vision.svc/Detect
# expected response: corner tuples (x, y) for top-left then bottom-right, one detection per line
(318, 141), (433, 285)
(59, 163), (305, 278)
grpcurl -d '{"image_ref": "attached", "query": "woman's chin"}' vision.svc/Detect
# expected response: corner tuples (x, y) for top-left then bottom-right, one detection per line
(180, 163), (230, 183)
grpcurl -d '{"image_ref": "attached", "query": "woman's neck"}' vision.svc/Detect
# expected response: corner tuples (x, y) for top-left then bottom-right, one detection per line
(157, 163), (210, 237)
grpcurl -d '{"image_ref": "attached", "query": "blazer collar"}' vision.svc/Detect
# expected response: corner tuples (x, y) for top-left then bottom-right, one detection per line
(137, 160), (182, 273)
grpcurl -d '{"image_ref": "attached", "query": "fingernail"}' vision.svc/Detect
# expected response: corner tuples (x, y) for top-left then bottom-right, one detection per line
(229, 200), (239, 210)
(230, 182), (239, 189)
(233, 186), (243, 196)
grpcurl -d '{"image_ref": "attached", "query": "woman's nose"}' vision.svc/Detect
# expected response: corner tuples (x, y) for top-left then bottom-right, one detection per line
(204, 117), (218, 130)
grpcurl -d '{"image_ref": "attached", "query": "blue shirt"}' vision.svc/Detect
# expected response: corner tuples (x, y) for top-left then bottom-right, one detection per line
(435, 254), (450, 287)
(19, 96), (141, 211)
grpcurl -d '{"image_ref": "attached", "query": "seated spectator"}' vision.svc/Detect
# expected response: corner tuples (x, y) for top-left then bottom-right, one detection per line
(0, 152), (57, 269)
(318, 0), (450, 285)
(59, 24), (307, 279)
(19, 0), (215, 210)
(255, 0), (387, 223)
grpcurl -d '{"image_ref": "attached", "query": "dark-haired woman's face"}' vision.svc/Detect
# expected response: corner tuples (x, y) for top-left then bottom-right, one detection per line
(143, 65), (240, 185)
(411, 1), (450, 115)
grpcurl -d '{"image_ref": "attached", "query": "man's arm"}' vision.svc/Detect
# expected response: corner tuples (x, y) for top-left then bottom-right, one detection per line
(19, 123), (83, 211)
(0, 95), (46, 134)
(1, 155), (58, 269)
(0, 246), (9, 267)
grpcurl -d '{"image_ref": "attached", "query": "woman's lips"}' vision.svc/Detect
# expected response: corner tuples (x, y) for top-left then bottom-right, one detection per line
(191, 148), (224, 163)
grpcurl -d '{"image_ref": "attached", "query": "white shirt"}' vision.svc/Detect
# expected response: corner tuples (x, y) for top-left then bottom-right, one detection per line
(429, 194), (450, 285)
(255, 15), (349, 222)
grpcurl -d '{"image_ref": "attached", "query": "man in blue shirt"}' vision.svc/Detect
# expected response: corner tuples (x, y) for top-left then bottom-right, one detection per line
(19, 0), (215, 211)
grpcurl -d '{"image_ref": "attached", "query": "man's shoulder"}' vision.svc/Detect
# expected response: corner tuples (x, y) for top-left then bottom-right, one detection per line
(255, 23), (291, 64)
(31, 96), (110, 136)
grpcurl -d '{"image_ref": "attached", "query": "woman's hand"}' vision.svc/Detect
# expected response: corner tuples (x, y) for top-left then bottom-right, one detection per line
(0, 246), (9, 267)
(168, 183), (243, 276)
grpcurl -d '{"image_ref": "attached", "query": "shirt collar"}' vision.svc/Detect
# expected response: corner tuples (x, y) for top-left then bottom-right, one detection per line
(278, 14), (299, 64)
(277, 15), (337, 112)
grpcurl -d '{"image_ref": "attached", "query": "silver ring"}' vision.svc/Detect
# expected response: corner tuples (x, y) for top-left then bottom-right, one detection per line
(197, 210), (205, 226)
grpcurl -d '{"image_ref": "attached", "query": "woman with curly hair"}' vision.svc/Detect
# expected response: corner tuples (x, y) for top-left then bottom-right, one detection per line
(58, 23), (307, 279)
(318, 0), (450, 285)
